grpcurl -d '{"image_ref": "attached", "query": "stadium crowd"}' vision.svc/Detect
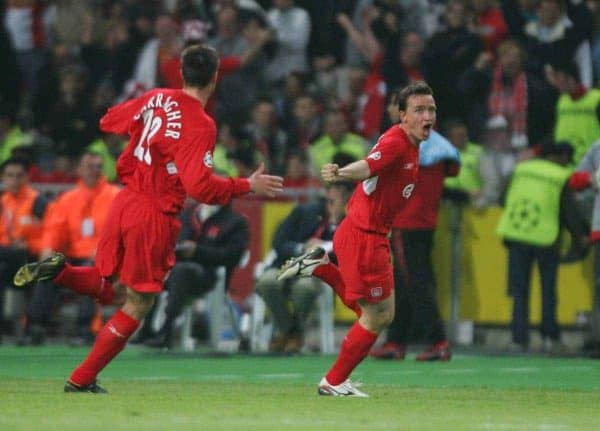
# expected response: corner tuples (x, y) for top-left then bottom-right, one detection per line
(1, 0), (600, 355)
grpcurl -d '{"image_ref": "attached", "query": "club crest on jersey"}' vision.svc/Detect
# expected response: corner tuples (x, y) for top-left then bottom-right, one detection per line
(368, 151), (381, 161)
(370, 287), (383, 298)
(402, 184), (415, 199)
(203, 151), (213, 168)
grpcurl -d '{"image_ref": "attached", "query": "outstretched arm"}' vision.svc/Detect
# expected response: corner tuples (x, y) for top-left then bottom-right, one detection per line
(322, 160), (371, 183)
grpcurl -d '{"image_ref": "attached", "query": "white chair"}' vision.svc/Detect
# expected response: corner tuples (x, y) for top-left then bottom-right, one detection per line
(180, 251), (250, 352)
(249, 278), (335, 354)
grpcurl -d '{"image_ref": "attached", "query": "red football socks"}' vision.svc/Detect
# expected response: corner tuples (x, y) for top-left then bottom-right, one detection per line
(313, 263), (361, 317)
(69, 309), (139, 386)
(325, 322), (378, 385)
(54, 264), (114, 304)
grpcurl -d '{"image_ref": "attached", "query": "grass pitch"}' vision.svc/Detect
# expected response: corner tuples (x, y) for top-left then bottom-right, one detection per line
(1, 346), (599, 430)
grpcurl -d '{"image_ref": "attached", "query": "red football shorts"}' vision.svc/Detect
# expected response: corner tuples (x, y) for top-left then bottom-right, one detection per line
(95, 189), (181, 293)
(333, 219), (393, 303)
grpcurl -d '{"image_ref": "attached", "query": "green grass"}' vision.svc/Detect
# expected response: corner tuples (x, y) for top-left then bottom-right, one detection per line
(1, 346), (600, 430)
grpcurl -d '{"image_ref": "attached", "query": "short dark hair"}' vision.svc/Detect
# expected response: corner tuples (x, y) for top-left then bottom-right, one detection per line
(1, 157), (29, 174)
(181, 44), (219, 88)
(442, 117), (467, 135)
(327, 181), (355, 200)
(396, 81), (433, 111)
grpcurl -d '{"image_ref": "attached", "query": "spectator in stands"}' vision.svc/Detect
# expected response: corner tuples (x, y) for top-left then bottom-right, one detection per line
(283, 148), (319, 191)
(470, 0), (509, 53)
(244, 98), (289, 176)
(144, 201), (249, 348)
(214, 123), (262, 178)
(546, 59), (600, 165)
(44, 64), (96, 157)
(287, 94), (323, 149)
(4, 0), (50, 100)
(423, 0), (483, 123)
(79, 17), (141, 99)
(336, 11), (386, 141)
(0, 22), (20, 115)
(443, 119), (484, 204)
(589, 0), (600, 84)
(502, 0), (594, 87)
(51, 0), (95, 51)
(0, 109), (32, 163)
(129, 14), (183, 92)
(266, 0), (311, 86)
(273, 71), (308, 131)
(0, 157), (47, 339)
(309, 110), (367, 175)
(25, 151), (120, 345)
(497, 141), (588, 352)
(458, 38), (557, 206)
(87, 133), (126, 183)
(209, 5), (270, 123)
(256, 182), (353, 353)
(382, 31), (425, 100)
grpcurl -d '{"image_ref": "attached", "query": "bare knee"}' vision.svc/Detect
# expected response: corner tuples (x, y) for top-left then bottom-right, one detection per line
(358, 297), (395, 333)
(121, 288), (156, 320)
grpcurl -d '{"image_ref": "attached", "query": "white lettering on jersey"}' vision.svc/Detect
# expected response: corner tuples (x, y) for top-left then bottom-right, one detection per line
(134, 93), (182, 141)
(166, 162), (178, 174)
(403, 163), (414, 169)
(134, 109), (162, 165)
(203, 151), (213, 168)
(368, 151), (381, 160)
(402, 183), (415, 198)
(362, 176), (379, 195)
(163, 97), (181, 140)
(165, 129), (180, 139)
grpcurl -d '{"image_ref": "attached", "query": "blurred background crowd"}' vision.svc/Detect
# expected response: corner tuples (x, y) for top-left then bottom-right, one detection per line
(3, 0), (600, 192)
(2, 0), (600, 355)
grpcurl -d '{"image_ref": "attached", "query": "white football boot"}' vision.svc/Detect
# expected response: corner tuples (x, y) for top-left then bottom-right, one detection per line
(276, 246), (329, 281)
(317, 377), (369, 397)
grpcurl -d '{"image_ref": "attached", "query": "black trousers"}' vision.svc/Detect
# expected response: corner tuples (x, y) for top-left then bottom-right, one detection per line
(27, 258), (96, 336)
(386, 229), (446, 345)
(507, 241), (560, 345)
(160, 262), (215, 333)
(0, 246), (32, 332)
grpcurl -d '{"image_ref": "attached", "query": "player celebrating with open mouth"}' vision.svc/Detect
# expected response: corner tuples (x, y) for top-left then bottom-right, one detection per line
(278, 82), (436, 397)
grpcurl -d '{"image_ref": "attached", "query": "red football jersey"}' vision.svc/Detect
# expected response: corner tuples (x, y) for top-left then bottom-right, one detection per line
(346, 125), (419, 234)
(100, 88), (250, 214)
(392, 163), (446, 230)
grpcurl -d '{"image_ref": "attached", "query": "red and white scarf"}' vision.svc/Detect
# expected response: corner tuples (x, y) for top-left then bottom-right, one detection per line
(488, 64), (528, 135)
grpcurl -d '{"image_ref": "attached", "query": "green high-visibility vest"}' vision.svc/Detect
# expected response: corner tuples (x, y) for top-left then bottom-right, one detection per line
(309, 133), (367, 174)
(496, 159), (570, 246)
(444, 143), (482, 193)
(554, 89), (600, 165)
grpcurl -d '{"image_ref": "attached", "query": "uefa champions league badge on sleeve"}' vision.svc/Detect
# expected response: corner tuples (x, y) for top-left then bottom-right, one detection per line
(203, 151), (213, 168)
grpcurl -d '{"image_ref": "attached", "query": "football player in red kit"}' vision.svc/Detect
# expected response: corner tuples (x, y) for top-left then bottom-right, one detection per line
(14, 45), (283, 393)
(278, 82), (436, 396)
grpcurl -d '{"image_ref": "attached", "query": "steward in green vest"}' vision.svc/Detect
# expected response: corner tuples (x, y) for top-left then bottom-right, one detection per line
(87, 135), (126, 182)
(309, 110), (367, 174)
(496, 142), (588, 351)
(497, 157), (570, 246)
(442, 119), (482, 199)
(548, 60), (600, 165)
